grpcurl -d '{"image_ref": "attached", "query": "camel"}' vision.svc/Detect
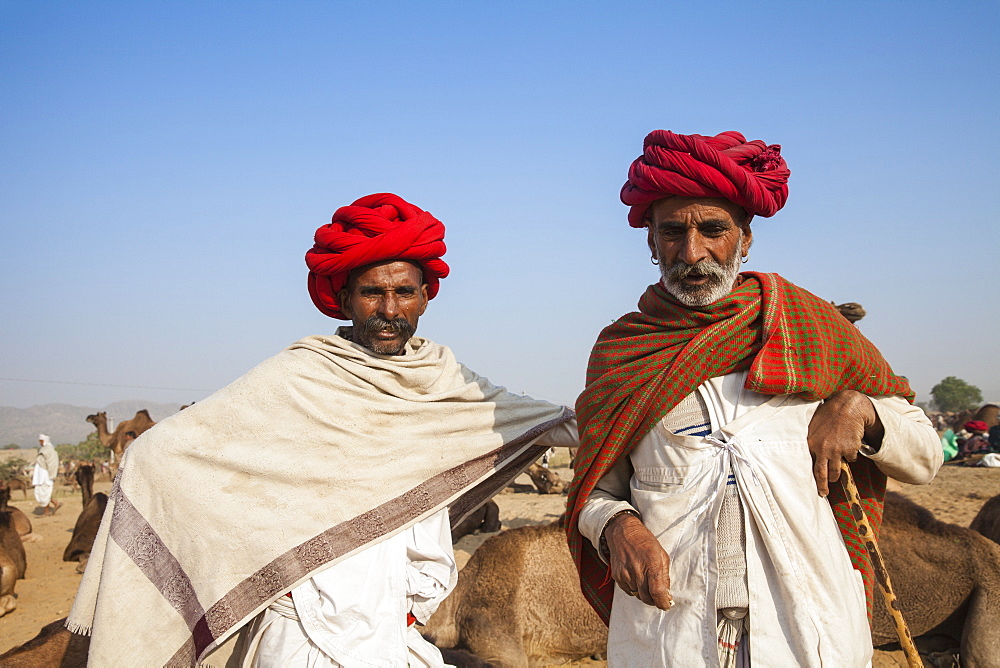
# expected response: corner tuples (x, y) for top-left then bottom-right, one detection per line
(525, 464), (565, 495)
(0, 617), (89, 667)
(452, 499), (502, 542)
(422, 521), (607, 667)
(0, 485), (35, 541)
(425, 493), (1000, 667)
(74, 463), (95, 509)
(86, 410), (156, 473)
(5, 476), (28, 499)
(834, 301), (867, 323)
(871, 492), (1000, 665)
(0, 510), (27, 618)
(970, 493), (1000, 546)
(63, 492), (108, 572)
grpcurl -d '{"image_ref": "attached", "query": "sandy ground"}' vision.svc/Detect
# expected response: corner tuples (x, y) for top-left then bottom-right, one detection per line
(1, 459), (998, 666)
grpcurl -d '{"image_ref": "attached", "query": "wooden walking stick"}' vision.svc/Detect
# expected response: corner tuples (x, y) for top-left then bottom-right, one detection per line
(838, 461), (922, 668)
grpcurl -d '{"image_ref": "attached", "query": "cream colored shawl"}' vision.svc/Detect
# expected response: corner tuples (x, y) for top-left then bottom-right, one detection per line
(68, 332), (571, 666)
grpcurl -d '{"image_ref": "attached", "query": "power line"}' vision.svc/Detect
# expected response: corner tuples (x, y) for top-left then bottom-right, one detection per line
(0, 377), (211, 392)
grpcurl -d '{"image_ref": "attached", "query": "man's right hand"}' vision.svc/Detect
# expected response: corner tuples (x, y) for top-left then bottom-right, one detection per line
(604, 513), (673, 610)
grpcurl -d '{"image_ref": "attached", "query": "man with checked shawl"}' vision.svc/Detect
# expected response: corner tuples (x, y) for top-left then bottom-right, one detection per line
(566, 130), (941, 666)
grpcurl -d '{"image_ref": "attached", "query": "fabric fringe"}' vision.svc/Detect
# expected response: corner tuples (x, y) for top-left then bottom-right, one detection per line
(64, 619), (93, 636)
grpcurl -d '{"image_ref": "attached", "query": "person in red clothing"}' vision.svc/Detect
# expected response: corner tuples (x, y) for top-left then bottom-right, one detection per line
(567, 130), (942, 666)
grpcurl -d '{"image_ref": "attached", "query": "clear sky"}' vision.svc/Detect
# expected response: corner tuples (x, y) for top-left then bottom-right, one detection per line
(1, 1), (997, 411)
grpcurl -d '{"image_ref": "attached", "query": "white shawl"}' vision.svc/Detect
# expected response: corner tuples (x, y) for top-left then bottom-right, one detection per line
(68, 333), (572, 666)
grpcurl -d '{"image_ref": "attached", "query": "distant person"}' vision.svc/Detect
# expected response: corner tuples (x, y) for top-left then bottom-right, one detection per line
(989, 424), (1000, 451)
(959, 420), (991, 458)
(32, 433), (62, 516)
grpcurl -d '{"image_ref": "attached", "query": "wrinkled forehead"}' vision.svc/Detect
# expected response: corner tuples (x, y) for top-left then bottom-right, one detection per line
(347, 260), (425, 289)
(648, 196), (750, 225)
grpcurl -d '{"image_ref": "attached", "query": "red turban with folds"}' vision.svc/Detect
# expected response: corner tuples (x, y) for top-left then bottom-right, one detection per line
(305, 193), (450, 319)
(621, 130), (791, 227)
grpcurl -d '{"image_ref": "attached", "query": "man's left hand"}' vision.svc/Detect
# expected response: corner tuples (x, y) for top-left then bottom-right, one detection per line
(806, 390), (884, 496)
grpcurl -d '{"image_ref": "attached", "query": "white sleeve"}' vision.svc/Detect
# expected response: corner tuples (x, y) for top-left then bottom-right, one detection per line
(861, 395), (943, 485)
(577, 455), (637, 562)
(533, 417), (579, 448)
(405, 508), (458, 624)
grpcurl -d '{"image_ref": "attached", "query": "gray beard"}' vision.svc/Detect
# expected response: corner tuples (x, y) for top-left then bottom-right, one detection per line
(660, 238), (744, 307)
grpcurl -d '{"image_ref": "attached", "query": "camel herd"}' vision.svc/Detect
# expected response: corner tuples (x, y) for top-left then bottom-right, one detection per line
(2, 411), (1000, 666)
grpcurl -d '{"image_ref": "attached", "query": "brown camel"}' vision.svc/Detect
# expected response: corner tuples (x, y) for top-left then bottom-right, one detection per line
(85, 410), (156, 473)
(525, 464), (565, 495)
(864, 493), (1000, 664)
(0, 510), (27, 618)
(74, 463), (95, 509)
(451, 499), (502, 542)
(834, 301), (867, 323)
(5, 476), (28, 499)
(63, 492), (108, 572)
(423, 521), (607, 667)
(970, 493), (1000, 546)
(0, 617), (90, 667)
(0, 485), (34, 541)
(426, 493), (1000, 667)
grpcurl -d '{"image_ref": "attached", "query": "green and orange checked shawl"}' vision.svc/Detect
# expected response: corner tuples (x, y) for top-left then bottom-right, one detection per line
(566, 271), (914, 626)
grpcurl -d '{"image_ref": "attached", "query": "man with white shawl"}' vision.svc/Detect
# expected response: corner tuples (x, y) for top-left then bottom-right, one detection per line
(33, 433), (61, 516)
(68, 193), (577, 667)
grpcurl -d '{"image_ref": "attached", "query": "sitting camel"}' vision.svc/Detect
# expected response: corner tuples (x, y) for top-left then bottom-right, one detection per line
(871, 492), (1000, 664)
(524, 464), (565, 495)
(86, 410), (156, 473)
(451, 499), (501, 542)
(0, 485), (35, 541)
(425, 493), (1000, 667)
(970, 493), (1000, 546)
(63, 493), (108, 573)
(423, 521), (607, 667)
(0, 510), (27, 618)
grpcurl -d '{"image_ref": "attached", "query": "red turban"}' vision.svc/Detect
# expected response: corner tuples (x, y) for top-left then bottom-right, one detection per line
(621, 130), (791, 227)
(305, 193), (450, 319)
(964, 420), (989, 433)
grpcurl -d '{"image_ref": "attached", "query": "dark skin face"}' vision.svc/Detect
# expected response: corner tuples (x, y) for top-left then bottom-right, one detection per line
(338, 260), (428, 355)
(647, 196), (751, 290)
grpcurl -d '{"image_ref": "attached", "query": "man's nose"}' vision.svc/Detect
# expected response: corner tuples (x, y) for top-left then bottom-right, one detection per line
(378, 293), (400, 319)
(678, 230), (709, 265)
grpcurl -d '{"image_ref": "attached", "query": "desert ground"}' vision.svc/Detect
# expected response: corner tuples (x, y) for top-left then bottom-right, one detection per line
(1, 453), (997, 667)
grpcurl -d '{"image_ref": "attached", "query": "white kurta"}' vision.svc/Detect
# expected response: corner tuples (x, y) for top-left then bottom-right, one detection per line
(242, 508), (457, 668)
(579, 372), (942, 667)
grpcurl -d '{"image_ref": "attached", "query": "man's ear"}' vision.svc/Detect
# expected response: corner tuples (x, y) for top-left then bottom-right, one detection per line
(338, 288), (353, 319)
(741, 222), (753, 256)
(646, 222), (657, 256)
(418, 284), (429, 316)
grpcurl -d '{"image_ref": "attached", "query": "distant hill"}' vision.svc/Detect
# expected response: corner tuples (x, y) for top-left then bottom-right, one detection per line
(0, 400), (184, 448)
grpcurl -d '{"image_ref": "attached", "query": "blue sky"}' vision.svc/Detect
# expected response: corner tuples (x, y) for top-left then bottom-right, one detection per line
(1, 1), (998, 411)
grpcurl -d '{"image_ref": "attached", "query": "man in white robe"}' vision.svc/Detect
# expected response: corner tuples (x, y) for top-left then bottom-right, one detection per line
(33, 433), (61, 516)
(69, 193), (577, 667)
(567, 130), (941, 667)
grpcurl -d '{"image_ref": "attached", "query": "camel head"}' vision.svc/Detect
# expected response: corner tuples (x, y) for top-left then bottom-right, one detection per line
(85, 412), (107, 426)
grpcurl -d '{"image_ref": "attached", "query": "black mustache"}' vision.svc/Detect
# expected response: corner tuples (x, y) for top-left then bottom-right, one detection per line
(359, 315), (414, 338)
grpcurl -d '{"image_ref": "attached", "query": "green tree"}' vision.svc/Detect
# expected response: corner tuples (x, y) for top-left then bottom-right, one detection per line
(1, 443), (19, 450)
(56, 432), (108, 463)
(0, 457), (29, 481)
(930, 376), (983, 412)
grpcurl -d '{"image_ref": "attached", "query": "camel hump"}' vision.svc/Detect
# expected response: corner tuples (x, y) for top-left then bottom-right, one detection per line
(970, 494), (1000, 546)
